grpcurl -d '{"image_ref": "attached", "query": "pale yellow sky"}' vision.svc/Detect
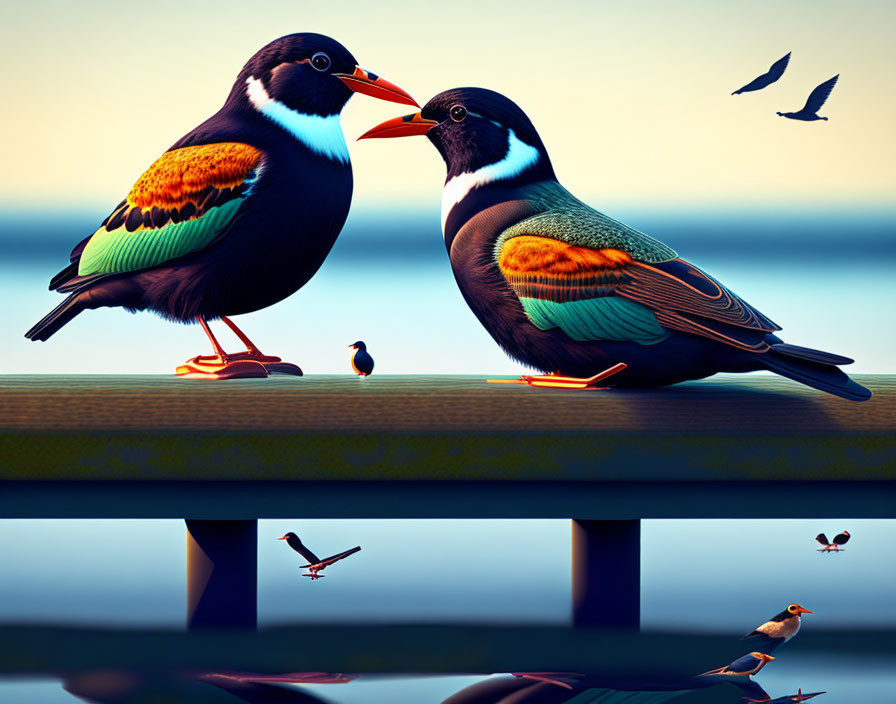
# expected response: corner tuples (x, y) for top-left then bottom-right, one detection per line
(1, 0), (894, 211)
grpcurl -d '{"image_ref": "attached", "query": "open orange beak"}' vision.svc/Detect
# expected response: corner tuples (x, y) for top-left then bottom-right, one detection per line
(335, 67), (418, 107)
(358, 111), (439, 140)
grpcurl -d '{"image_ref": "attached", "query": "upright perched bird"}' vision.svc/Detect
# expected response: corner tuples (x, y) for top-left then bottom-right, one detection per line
(25, 33), (417, 379)
(349, 340), (375, 376)
(777, 75), (839, 121)
(743, 603), (813, 651)
(698, 652), (775, 678)
(732, 52), (791, 95)
(359, 89), (870, 399)
(278, 531), (361, 580)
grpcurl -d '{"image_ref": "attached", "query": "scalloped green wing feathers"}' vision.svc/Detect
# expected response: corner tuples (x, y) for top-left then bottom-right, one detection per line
(78, 199), (242, 275)
(74, 142), (263, 276)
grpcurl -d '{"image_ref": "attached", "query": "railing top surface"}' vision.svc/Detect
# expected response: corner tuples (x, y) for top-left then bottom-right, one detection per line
(2, 374), (893, 433)
(2, 375), (893, 488)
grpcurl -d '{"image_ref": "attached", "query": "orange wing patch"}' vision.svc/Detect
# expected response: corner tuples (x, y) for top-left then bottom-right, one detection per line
(127, 143), (263, 210)
(498, 236), (631, 276)
(498, 236), (632, 303)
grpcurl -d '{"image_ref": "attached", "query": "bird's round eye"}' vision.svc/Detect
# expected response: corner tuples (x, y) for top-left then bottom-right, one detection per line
(449, 104), (467, 122)
(311, 52), (331, 71)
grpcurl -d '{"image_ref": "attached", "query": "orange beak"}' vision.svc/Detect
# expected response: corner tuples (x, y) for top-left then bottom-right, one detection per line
(358, 111), (439, 140)
(335, 67), (418, 107)
(277, 536), (288, 540)
(796, 606), (813, 614)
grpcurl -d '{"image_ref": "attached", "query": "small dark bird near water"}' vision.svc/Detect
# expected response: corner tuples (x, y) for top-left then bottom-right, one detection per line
(359, 88), (870, 400)
(816, 530), (850, 552)
(743, 689), (827, 704)
(777, 75), (839, 121)
(732, 52), (791, 95)
(24, 33), (417, 380)
(743, 603), (812, 652)
(278, 531), (361, 580)
(698, 652), (775, 678)
(349, 340), (374, 376)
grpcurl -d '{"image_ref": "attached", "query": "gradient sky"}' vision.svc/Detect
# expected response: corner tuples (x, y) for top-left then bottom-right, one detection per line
(1, 0), (894, 212)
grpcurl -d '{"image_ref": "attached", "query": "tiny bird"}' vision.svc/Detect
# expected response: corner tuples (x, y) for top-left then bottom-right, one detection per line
(358, 88), (870, 399)
(745, 689), (827, 703)
(278, 531), (361, 580)
(743, 603), (813, 651)
(25, 33), (417, 379)
(777, 75), (839, 121)
(698, 652), (775, 678)
(816, 530), (850, 552)
(349, 340), (374, 376)
(732, 52), (791, 95)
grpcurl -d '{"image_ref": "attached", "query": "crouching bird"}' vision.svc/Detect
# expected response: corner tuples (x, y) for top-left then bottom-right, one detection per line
(25, 33), (417, 379)
(359, 88), (870, 399)
(698, 652), (775, 678)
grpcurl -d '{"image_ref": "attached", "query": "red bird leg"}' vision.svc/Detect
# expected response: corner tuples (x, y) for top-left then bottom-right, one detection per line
(220, 316), (275, 360)
(522, 362), (628, 389)
(175, 317), (269, 379)
(219, 315), (303, 376)
(201, 316), (228, 359)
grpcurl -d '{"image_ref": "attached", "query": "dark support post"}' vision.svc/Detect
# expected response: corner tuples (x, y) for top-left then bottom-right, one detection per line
(571, 519), (640, 628)
(186, 519), (257, 630)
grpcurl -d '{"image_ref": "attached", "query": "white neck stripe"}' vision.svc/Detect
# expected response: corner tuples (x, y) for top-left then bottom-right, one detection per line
(441, 129), (540, 232)
(246, 76), (349, 164)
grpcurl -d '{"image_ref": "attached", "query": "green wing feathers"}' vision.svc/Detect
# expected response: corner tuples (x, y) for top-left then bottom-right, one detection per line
(497, 232), (779, 351)
(79, 199), (241, 275)
(72, 142), (264, 277)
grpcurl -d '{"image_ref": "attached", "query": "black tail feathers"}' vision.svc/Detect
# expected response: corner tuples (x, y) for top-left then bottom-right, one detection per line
(764, 346), (871, 401)
(770, 342), (854, 366)
(25, 294), (84, 341)
(49, 262), (79, 291)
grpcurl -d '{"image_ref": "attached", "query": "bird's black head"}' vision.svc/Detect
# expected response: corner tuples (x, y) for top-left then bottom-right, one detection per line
(278, 532), (299, 541)
(228, 33), (417, 118)
(349, 341), (367, 351)
(360, 87), (555, 183)
(420, 89), (555, 182)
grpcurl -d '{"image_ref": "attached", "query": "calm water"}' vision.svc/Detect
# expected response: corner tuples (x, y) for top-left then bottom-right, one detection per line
(1, 210), (894, 701)
(1, 208), (894, 374)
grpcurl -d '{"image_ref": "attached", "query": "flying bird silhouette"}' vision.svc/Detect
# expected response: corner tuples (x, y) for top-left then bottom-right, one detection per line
(732, 52), (791, 95)
(817, 530), (850, 552)
(777, 75), (839, 121)
(278, 532), (361, 580)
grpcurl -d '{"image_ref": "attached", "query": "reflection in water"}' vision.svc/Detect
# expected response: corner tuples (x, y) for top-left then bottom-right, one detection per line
(62, 670), (350, 703)
(444, 673), (824, 704)
(46, 669), (826, 704)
